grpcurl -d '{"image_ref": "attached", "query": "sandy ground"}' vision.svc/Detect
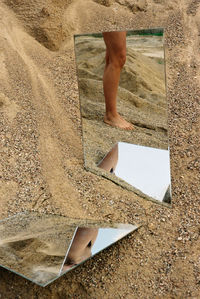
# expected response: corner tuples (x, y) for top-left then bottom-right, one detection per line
(0, 0), (200, 298)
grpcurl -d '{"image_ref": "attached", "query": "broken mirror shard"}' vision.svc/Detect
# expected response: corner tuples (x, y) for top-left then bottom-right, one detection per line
(75, 28), (170, 206)
(0, 212), (138, 287)
(98, 142), (171, 204)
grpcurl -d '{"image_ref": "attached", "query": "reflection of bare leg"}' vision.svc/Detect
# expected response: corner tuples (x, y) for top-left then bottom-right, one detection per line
(103, 31), (134, 130)
(98, 143), (118, 173)
(64, 228), (98, 268)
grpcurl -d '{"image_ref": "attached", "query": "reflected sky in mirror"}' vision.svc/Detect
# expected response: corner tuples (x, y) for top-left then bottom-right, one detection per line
(98, 142), (171, 203)
(0, 212), (138, 286)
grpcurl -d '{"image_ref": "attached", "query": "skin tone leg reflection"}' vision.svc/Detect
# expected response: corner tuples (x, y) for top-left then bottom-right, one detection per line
(62, 228), (98, 272)
(98, 143), (118, 173)
(103, 31), (134, 130)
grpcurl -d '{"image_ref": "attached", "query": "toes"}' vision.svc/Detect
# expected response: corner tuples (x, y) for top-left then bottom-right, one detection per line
(127, 125), (134, 130)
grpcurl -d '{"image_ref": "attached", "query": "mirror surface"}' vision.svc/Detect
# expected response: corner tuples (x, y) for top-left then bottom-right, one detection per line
(98, 142), (171, 203)
(0, 212), (138, 286)
(75, 28), (170, 205)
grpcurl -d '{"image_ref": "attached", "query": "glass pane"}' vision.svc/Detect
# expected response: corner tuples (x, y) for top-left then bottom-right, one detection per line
(0, 212), (138, 286)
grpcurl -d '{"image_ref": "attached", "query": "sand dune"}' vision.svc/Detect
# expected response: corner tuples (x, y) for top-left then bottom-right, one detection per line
(0, 3), (85, 219)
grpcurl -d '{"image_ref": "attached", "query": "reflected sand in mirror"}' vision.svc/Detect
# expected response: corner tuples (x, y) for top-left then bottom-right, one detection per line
(98, 142), (171, 204)
(75, 28), (170, 206)
(0, 212), (139, 286)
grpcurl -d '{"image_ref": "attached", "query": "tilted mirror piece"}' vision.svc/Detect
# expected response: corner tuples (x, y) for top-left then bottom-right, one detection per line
(75, 28), (171, 206)
(0, 212), (138, 286)
(98, 142), (171, 204)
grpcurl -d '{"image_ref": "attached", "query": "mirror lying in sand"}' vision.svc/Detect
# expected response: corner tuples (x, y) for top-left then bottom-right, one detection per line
(98, 142), (171, 204)
(0, 212), (138, 286)
(74, 28), (170, 206)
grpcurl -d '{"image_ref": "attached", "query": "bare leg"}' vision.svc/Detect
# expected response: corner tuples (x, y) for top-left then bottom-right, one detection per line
(103, 31), (134, 130)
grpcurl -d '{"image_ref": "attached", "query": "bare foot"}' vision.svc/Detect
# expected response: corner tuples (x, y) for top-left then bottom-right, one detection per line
(104, 113), (134, 130)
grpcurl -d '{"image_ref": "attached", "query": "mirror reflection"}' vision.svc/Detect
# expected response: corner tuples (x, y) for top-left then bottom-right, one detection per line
(60, 227), (98, 273)
(0, 212), (138, 286)
(98, 142), (171, 204)
(75, 28), (170, 205)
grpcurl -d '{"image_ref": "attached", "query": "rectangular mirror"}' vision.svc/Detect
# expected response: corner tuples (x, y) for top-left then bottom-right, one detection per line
(0, 212), (138, 286)
(74, 28), (171, 206)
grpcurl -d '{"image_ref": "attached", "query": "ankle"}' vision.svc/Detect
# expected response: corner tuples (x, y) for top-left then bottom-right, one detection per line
(105, 111), (119, 119)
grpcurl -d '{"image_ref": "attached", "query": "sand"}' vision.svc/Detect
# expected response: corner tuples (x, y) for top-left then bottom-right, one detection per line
(0, 0), (200, 298)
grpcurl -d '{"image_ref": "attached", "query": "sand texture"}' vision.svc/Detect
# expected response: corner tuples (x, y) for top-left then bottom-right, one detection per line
(0, 0), (200, 298)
